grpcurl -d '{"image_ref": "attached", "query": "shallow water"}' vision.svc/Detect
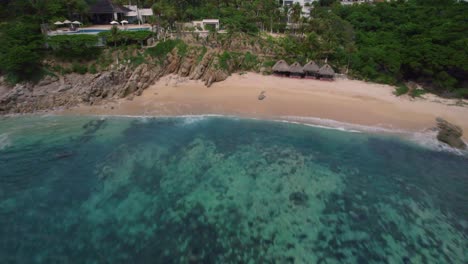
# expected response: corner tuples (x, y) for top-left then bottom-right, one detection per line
(0, 116), (467, 263)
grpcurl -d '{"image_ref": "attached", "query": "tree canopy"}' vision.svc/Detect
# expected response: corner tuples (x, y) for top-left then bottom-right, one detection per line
(0, 0), (466, 97)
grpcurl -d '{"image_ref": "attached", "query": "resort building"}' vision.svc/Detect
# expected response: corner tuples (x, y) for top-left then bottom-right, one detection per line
(281, 0), (316, 17)
(124, 5), (154, 24)
(192, 19), (220, 31)
(89, 0), (131, 24)
(341, 0), (375, 5)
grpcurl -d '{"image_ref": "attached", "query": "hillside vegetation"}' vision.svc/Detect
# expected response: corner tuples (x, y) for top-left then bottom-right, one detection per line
(0, 0), (467, 97)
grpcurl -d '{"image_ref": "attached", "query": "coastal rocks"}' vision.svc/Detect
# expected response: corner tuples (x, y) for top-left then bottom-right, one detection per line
(120, 64), (162, 98)
(0, 45), (236, 115)
(179, 57), (194, 77)
(435, 117), (466, 149)
(37, 75), (59, 86)
(201, 56), (229, 87)
(190, 50), (216, 80)
(165, 49), (182, 74)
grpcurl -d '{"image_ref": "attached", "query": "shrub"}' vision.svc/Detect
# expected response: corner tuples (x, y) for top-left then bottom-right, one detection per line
(145, 39), (185, 62)
(72, 63), (88, 74)
(197, 46), (207, 63)
(88, 64), (97, 74)
(241, 52), (258, 70)
(263, 60), (276, 68)
(99, 30), (152, 46)
(454, 88), (468, 99)
(129, 55), (145, 67)
(394, 84), (409, 96)
(410, 88), (426, 98)
(218, 51), (232, 71)
(48, 35), (101, 60)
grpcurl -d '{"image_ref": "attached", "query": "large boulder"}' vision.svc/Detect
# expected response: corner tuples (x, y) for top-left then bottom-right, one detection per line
(436, 118), (466, 149)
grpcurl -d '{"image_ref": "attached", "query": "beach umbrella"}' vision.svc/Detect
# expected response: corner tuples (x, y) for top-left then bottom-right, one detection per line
(289, 62), (304, 75)
(63, 20), (72, 24)
(110, 21), (119, 25)
(303, 61), (320, 74)
(318, 64), (335, 76)
(272, 60), (290, 73)
(72, 21), (82, 25)
(54, 21), (64, 25)
(120, 20), (128, 25)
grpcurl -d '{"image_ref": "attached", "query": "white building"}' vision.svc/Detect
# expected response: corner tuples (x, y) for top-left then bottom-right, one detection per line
(124, 5), (153, 24)
(340, 0), (374, 5)
(281, 0), (317, 17)
(192, 19), (220, 31)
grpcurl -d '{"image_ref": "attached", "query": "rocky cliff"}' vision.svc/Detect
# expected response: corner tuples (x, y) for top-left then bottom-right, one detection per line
(0, 46), (233, 115)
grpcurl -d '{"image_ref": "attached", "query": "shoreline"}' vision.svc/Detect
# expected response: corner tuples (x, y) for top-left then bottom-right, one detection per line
(6, 112), (467, 155)
(54, 73), (467, 140)
(3, 72), (466, 150)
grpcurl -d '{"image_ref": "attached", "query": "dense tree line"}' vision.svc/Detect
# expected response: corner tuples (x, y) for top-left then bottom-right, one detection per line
(334, 0), (468, 96)
(0, 0), (467, 97)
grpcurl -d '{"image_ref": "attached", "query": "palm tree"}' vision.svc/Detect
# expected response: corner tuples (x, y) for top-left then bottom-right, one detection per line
(110, 26), (120, 47)
(290, 3), (302, 34)
(152, 1), (177, 41)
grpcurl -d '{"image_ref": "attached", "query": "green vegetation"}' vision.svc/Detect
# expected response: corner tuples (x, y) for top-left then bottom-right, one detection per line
(0, 0), (466, 98)
(197, 46), (208, 63)
(48, 35), (100, 60)
(146, 39), (185, 61)
(0, 21), (44, 83)
(71, 63), (88, 74)
(334, 0), (468, 93)
(88, 64), (97, 74)
(454, 88), (468, 99)
(394, 85), (409, 97)
(98, 30), (152, 47)
(241, 52), (258, 71)
(218, 52), (232, 71)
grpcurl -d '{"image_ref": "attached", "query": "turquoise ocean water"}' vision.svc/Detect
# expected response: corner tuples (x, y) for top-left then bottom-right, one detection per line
(0, 116), (466, 263)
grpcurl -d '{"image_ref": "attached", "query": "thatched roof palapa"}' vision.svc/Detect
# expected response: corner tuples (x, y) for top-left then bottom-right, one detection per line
(90, 0), (131, 14)
(318, 64), (335, 76)
(303, 61), (319, 73)
(272, 60), (290, 72)
(289, 62), (304, 74)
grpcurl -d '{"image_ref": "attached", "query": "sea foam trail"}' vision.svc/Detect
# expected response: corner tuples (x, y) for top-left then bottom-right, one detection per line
(27, 113), (468, 155)
(280, 115), (468, 156)
(279, 115), (406, 134)
(409, 131), (468, 156)
(0, 133), (11, 150)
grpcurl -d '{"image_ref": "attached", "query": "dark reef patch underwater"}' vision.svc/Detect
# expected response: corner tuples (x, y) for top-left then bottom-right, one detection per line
(0, 116), (467, 263)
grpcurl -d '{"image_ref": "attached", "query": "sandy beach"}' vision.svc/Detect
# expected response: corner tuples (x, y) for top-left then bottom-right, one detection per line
(61, 73), (468, 140)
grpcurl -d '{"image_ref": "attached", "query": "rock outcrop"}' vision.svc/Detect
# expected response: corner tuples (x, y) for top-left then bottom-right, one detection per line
(0, 46), (233, 115)
(436, 118), (466, 149)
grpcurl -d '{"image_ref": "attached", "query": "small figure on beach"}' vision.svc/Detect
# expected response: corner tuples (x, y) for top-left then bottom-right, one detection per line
(258, 91), (266, 101)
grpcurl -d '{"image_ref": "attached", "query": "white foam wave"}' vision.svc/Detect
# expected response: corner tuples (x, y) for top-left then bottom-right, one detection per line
(408, 131), (468, 156)
(279, 116), (406, 134)
(0, 133), (11, 150)
(8, 113), (466, 155)
(279, 115), (468, 156)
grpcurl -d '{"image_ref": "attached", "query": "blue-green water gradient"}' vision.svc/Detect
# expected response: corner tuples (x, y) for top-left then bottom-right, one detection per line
(0, 116), (466, 263)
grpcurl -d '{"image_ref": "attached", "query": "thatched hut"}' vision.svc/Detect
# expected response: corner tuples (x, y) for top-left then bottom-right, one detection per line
(288, 62), (304, 78)
(318, 64), (335, 81)
(303, 61), (320, 79)
(272, 60), (290, 76)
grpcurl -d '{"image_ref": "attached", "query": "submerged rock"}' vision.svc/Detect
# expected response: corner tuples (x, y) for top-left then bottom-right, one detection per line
(435, 117), (466, 149)
(289, 191), (308, 206)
